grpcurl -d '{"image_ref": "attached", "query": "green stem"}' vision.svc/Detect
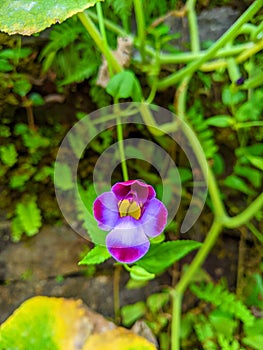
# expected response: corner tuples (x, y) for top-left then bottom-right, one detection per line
(96, 2), (107, 43)
(223, 192), (263, 228)
(87, 9), (128, 37)
(78, 12), (122, 74)
(207, 167), (226, 219)
(113, 264), (122, 324)
(236, 38), (263, 63)
(147, 43), (253, 64)
(171, 290), (182, 350)
(157, 0), (262, 89)
(246, 222), (263, 243)
(116, 118), (129, 181)
(186, 0), (200, 53)
(176, 76), (191, 118)
(236, 121), (263, 128)
(171, 220), (223, 350)
(96, 2), (113, 77)
(133, 0), (146, 62)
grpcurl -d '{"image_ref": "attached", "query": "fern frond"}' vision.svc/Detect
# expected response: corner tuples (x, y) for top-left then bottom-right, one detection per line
(218, 335), (240, 350)
(194, 315), (217, 350)
(15, 197), (42, 237)
(190, 282), (255, 327)
(187, 101), (218, 159)
(0, 144), (17, 167)
(106, 0), (133, 18)
(40, 18), (82, 58)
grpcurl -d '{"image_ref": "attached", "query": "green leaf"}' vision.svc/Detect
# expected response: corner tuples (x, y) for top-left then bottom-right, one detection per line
(13, 77), (32, 97)
(242, 335), (263, 350)
(0, 58), (13, 72)
(129, 266), (155, 282)
(121, 301), (146, 327)
(54, 163), (74, 191)
(0, 48), (32, 60)
(78, 245), (111, 265)
(246, 155), (263, 171)
(243, 274), (263, 309)
(206, 115), (234, 128)
(34, 166), (53, 182)
(76, 186), (107, 245)
(212, 153), (225, 176)
(106, 70), (142, 101)
(209, 310), (237, 338)
(224, 175), (255, 195)
(0, 0), (103, 36)
(10, 172), (33, 189)
(244, 319), (263, 337)
(0, 144), (17, 167)
(222, 86), (246, 106)
(11, 216), (24, 242)
(137, 240), (202, 274)
(147, 292), (169, 314)
(16, 197), (42, 236)
(29, 93), (45, 106)
(234, 165), (262, 189)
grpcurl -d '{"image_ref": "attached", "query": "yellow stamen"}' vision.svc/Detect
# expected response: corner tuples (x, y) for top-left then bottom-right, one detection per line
(118, 199), (141, 220)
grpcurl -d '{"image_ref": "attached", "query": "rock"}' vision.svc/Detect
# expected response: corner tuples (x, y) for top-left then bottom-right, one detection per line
(0, 225), (86, 281)
(165, 7), (240, 49)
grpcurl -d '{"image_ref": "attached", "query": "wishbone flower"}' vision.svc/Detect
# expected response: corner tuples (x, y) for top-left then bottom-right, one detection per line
(93, 180), (168, 263)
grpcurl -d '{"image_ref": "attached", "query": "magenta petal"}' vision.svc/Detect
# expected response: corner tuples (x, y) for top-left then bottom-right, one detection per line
(93, 192), (119, 231)
(112, 180), (155, 203)
(140, 198), (168, 237)
(106, 218), (150, 263)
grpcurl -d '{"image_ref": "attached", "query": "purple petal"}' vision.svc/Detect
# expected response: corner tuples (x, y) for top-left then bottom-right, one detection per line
(140, 198), (168, 237)
(93, 192), (119, 231)
(106, 217), (150, 263)
(112, 180), (155, 203)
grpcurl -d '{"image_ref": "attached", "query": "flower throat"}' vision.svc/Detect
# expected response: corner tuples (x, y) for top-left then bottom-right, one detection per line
(118, 199), (141, 220)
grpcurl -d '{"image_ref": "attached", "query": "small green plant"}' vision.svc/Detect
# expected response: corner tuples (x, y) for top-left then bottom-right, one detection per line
(177, 278), (263, 350)
(11, 196), (42, 242)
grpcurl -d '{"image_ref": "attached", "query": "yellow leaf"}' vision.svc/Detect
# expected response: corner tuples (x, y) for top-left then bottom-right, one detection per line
(0, 296), (91, 350)
(83, 327), (156, 350)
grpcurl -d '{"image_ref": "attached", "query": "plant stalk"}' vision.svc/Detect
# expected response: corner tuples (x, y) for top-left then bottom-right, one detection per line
(78, 12), (122, 74)
(157, 0), (263, 89)
(133, 0), (146, 62)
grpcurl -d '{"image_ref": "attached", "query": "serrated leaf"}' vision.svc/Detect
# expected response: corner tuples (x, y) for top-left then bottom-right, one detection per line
(16, 198), (42, 236)
(0, 0), (103, 36)
(136, 240), (202, 274)
(79, 245), (111, 265)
